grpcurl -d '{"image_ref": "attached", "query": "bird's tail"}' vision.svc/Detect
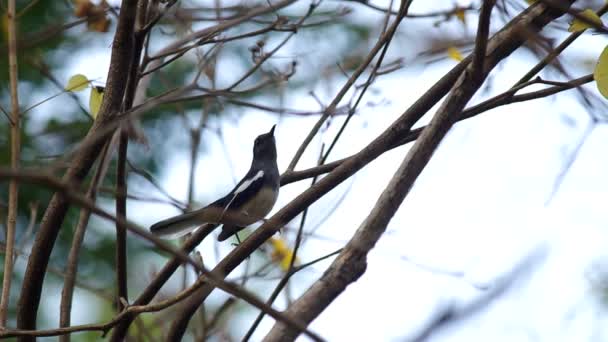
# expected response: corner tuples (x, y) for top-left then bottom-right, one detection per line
(150, 211), (202, 238)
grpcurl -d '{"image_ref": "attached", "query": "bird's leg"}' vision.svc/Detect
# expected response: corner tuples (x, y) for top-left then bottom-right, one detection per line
(231, 232), (243, 247)
(234, 233), (253, 260)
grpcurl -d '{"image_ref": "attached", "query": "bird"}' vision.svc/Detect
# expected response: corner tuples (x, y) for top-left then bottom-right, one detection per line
(150, 125), (280, 241)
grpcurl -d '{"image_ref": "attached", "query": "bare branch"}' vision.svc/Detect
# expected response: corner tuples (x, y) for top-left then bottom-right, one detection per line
(471, 0), (495, 82)
(0, 168), (324, 342)
(59, 143), (113, 342)
(115, 131), (129, 313)
(280, 73), (593, 186)
(286, 0), (413, 171)
(515, 3), (608, 86)
(16, 0), (142, 335)
(164, 46), (468, 342)
(263, 2), (572, 339)
(0, 0), (20, 327)
(410, 249), (547, 342)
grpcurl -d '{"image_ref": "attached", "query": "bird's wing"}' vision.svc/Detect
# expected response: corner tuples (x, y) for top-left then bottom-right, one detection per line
(151, 169), (268, 238)
(209, 169), (266, 211)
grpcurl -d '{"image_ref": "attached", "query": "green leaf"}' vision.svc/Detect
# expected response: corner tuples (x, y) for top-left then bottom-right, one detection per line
(594, 45), (608, 99)
(65, 74), (89, 91)
(568, 9), (603, 33)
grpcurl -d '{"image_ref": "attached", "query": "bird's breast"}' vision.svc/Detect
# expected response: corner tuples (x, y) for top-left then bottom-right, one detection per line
(197, 186), (278, 227)
(241, 186), (278, 223)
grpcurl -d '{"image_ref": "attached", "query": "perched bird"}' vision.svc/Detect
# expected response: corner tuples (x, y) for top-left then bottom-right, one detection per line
(150, 125), (280, 241)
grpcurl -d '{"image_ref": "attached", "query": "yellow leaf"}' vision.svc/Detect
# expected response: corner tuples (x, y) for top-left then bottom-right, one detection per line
(594, 45), (608, 99)
(525, 0), (537, 4)
(66, 74), (89, 91)
(88, 16), (111, 33)
(89, 86), (104, 118)
(1, 14), (8, 41)
(568, 9), (603, 32)
(74, 0), (111, 33)
(279, 250), (296, 271)
(455, 8), (465, 24)
(447, 46), (464, 62)
(268, 237), (298, 271)
(74, 0), (93, 18)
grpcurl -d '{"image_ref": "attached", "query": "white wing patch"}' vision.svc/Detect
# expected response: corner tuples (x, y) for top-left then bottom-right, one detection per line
(215, 170), (265, 224)
(234, 170), (264, 195)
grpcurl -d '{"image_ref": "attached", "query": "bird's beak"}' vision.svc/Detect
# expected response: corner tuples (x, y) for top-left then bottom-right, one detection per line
(269, 124), (276, 136)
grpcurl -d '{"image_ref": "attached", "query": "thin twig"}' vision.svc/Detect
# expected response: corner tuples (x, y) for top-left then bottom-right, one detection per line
(263, 1), (537, 337)
(110, 224), (218, 341)
(242, 144), (326, 341)
(16, 201), (39, 252)
(320, 0), (405, 164)
(515, 3), (608, 86)
(115, 130), (129, 312)
(280, 73), (593, 186)
(471, 0), (495, 81)
(147, 0), (299, 61)
(17, 0), (141, 333)
(60, 142), (113, 342)
(2, 276), (209, 338)
(544, 119), (595, 204)
(166, 3), (574, 340)
(0, 243), (113, 302)
(225, 2), (318, 92)
(286, 0), (410, 171)
(410, 249), (546, 342)
(0, 0), (20, 327)
(0, 169), (324, 342)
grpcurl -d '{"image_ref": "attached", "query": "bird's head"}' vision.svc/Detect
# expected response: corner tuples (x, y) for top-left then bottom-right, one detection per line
(253, 125), (277, 162)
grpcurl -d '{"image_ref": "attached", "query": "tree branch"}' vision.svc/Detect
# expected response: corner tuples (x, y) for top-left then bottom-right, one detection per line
(0, 168), (324, 341)
(17, 0), (140, 335)
(167, 53), (468, 342)
(286, 0), (413, 171)
(115, 131), (129, 312)
(165, 1), (575, 339)
(59, 143), (113, 342)
(109, 224), (218, 341)
(280, 72), (593, 187)
(263, 1), (572, 339)
(515, 3), (608, 86)
(0, 0), (20, 327)
(471, 0), (495, 82)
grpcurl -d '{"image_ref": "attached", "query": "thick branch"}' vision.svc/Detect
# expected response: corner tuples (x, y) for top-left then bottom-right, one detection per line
(286, 0), (409, 171)
(109, 224), (217, 341)
(0, 169), (323, 341)
(263, 1), (572, 339)
(17, 0), (139, 335)
(281, 73), (593, 186)
(166, 22), (470, 342)
(471, 0), (495, 81)
(166, 1), (574, 339)
(263, 1), (573, 340)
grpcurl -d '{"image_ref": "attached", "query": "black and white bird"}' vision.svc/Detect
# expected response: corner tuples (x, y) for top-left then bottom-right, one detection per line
(150, 125), (279, 241)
